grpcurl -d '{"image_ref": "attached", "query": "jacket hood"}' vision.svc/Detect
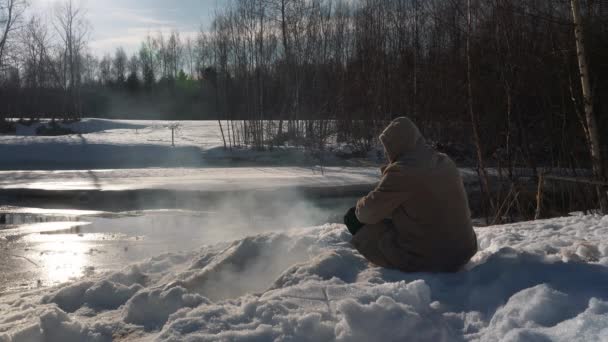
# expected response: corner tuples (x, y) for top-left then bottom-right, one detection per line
(379, 117), (425, 163)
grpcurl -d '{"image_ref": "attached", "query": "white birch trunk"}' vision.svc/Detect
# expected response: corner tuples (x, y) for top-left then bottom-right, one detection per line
(571, 0), (607, 213)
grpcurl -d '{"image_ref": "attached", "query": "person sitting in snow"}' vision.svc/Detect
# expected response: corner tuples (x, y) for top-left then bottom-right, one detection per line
(344, 117), (477, 272)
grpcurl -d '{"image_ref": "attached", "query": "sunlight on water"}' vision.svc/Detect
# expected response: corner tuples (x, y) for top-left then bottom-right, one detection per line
(0, 207), (103, 216)
(0, 221), (90, 236)
(26, 234), (91, 285)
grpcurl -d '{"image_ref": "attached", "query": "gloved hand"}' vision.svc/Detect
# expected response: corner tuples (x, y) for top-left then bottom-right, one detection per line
(344, 207), (364, 236)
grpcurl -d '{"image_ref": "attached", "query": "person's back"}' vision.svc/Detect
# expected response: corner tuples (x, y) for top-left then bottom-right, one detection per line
(348, 117), (477, 272)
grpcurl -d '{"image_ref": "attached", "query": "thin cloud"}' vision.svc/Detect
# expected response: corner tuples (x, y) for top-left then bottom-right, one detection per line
(90, 28), (200, 56)
(107, 7), (176, 27)
(26, 0), (216, 56)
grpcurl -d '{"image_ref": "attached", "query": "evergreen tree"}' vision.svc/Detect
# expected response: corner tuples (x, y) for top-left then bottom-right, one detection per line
(112, 47), (127, 86)
(126, 71), (139, 92)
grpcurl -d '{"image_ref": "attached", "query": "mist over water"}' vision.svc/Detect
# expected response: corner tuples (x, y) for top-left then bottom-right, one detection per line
(83, 192), (355, 245)
(118, 192), (357, 300)
(0, 189), (358, 292)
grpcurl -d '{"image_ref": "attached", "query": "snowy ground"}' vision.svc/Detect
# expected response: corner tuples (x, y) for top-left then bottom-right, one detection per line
(1, 214), (608, 341)
(0, 119), (375, 169)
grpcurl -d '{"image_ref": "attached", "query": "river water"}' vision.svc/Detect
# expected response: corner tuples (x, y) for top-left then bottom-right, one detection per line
(0, 196), (357, 293)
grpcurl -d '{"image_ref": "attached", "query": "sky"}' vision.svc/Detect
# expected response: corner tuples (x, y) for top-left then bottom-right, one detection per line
(29, 0), (219, 57)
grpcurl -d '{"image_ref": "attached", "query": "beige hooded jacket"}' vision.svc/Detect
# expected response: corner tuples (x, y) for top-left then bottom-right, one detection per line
(352, 117), (477, 272)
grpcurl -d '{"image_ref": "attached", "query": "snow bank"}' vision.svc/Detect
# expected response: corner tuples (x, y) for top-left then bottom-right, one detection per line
(2, 215), (608, 341)
(1, 119), (226, 169)
(0, 119), (372, 169)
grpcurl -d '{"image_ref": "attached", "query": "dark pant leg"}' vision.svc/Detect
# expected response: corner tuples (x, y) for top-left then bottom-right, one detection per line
(350, 222), (393, 268)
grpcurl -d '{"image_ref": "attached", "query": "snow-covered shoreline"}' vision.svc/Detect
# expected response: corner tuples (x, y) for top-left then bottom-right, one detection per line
(0, 119), (377, 170)
(2, 214), (608, 341)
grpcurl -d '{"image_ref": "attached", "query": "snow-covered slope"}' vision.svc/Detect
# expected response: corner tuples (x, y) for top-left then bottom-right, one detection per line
(2, 215), (608, 341)
(1, 119), (224, 169)
(0, 119), (374, 169)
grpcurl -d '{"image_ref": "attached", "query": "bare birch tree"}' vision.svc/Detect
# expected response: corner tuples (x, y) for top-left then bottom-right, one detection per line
(571, 0), (607, 213)
(0, 0), (26, 69)
(467, 0), (494, 218)
(54, 0), (89, 119)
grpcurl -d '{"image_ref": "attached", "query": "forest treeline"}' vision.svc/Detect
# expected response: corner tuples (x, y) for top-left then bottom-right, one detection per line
(0, 0), (607, 157)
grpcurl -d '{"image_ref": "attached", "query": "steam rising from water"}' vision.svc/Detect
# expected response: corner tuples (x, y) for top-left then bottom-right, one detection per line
(110, 190), (355, 300)
(0, 190), (357, 293)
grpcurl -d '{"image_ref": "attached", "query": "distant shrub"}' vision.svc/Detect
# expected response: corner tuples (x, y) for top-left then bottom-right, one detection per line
(18, 118), (41, 127)
(335, 145), (370, 159)
(36, 121), (76, 136)
(0, 120), (17, 134)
